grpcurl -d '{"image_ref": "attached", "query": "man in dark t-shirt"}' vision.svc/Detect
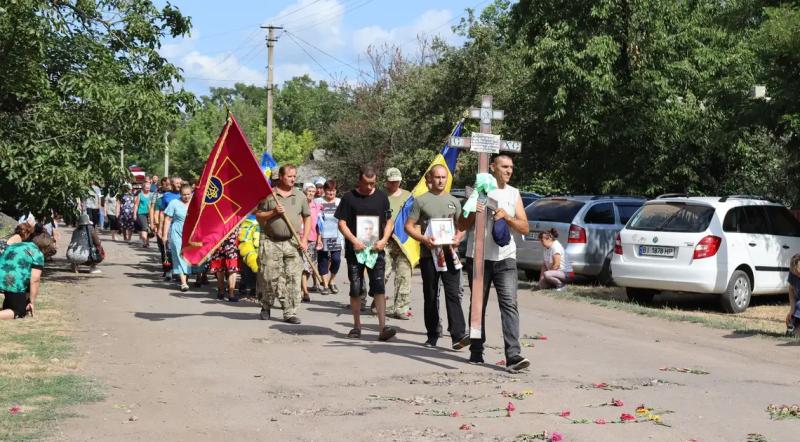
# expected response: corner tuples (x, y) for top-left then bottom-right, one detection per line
(335, 165), (396, 341)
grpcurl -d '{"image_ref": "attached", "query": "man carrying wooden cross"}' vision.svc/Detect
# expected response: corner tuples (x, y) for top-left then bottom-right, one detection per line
(460, 154), (530, 372)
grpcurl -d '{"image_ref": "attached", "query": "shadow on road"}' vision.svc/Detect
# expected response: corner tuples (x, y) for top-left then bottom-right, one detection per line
(323, 339), (505, 372)
(133, 311), (258, 321)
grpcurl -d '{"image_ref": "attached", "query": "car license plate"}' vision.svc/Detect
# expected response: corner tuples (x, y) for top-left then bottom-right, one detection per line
(639, 245), (675, 258)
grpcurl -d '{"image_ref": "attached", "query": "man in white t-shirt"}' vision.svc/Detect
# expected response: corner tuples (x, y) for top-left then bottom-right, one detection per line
(460, 155), (530, 372)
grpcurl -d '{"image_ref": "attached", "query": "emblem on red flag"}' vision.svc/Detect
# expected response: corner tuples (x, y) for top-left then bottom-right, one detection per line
(181, 114), (272, 264)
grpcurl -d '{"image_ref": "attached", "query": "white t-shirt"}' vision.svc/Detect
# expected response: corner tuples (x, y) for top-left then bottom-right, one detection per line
(467, 184), (520, 262)
(543, 240), (573, 273)
(105, 195), (118, 215)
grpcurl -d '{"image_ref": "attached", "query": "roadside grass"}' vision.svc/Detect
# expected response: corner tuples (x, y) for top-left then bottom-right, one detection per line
(520, 279), (791, 339)
(0, 276), (103, 440)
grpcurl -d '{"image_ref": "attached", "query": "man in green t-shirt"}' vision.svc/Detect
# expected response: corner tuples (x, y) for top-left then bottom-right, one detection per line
(405, 164), (469, 350)
(384, 167), (412, 320)
(255, 164), (312, 324)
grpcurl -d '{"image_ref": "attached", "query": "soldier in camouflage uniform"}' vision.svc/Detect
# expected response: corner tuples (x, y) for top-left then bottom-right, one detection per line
(384, 167), (413, 319)
(255, 164), (311, 323)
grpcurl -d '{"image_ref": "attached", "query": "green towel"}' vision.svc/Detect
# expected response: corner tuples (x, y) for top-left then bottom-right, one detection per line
(462, 173), (498, 217)
(356, 248), (379, 269)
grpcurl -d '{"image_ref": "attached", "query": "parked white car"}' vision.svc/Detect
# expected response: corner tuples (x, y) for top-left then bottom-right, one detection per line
(611, 195), (800, 313)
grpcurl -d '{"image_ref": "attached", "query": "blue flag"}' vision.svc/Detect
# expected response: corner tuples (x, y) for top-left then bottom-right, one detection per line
(260, 151), (277, 178)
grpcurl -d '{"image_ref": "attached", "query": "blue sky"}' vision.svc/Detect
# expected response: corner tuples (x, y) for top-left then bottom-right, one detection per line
(157, 0), (492, 96)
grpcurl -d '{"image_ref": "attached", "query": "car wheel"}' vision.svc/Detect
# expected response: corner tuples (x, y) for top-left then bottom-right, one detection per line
(720, 270), (751, 313)
(626, 287), (656, 304)
(598, 253), (614, 286)
(524, 270), (539, 282)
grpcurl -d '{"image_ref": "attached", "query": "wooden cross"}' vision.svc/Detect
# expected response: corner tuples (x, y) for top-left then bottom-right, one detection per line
(450, 95), (522, 339)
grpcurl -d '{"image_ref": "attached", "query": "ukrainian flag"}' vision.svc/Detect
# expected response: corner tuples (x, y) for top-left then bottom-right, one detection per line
(393, 120), (464, 267)
(260, 151), (277, 178)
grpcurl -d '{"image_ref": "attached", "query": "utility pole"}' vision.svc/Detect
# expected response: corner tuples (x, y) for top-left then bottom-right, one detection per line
(163, 130), (170, 177)
(120, 148), (124, 169)
(261, 24), (282, 155)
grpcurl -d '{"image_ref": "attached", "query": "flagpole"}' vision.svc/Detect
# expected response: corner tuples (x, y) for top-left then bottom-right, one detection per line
(269, 192), (323, 285)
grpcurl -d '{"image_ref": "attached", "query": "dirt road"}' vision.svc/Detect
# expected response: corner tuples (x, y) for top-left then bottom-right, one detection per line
(53, 234), (800, 441)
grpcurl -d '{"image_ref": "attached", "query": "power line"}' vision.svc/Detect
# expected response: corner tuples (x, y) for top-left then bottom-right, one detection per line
(394, 0), (491, 50)
(289, 0), (375, 33)
(284, 29), (374, 80)
(277, 0), (362, 28)
(272, 0), (325, 22)
(285, 32), (338, 84)
(193, 0), (323, 41)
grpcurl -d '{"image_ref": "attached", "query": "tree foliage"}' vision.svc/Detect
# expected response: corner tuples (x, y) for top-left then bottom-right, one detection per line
(164, 78), (340, 179)
(319, 0), (800, 205)
(0, 0), (193, 217)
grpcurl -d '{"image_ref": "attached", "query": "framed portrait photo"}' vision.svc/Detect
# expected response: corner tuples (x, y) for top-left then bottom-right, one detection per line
(430, 217), (455, 245)
(356, 215), (380, 245)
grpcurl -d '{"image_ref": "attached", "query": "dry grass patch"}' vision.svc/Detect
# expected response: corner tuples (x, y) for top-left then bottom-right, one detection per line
(0, 270), (102, 440)
(520, 279), (791, 338)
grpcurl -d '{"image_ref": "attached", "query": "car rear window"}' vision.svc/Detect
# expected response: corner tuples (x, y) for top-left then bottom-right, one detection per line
(765, 206), (800, 237)
(628, 202), (715, 232)
(616, 203), (643, 225)
(525, 199), (585, 223)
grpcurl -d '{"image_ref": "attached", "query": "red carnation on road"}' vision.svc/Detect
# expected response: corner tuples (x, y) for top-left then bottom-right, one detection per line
(621, 413), (636, 422)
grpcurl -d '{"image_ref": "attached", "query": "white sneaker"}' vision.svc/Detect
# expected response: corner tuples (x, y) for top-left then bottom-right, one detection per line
(89, 268), (102, 274)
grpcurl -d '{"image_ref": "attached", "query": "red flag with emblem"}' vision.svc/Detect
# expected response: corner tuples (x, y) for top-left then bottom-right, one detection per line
(181, 113), (272, 265)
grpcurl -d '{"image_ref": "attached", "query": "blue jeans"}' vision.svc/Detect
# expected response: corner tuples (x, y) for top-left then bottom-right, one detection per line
(466, 258), (522, 359)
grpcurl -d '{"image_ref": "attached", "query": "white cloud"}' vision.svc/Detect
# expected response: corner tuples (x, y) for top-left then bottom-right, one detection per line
(352, 9), (459, 57)
(180, 51), (263, 85)
(269, 0), (346, 56)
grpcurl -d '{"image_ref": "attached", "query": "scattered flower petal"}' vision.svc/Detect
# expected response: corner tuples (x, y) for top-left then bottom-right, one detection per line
(507, 402), (516, 412)
(559, 410), (571, 417)
(496, 359), (506, 366)
(594, 418), (606, 425)
(593, 383), (608, 389)
(611, 398), (624, 407)
(459, 423), (472, 430)
(621, 413), (636, 421)
(8, 405), (21, 414)
(451, 411), (460, 417)
(550, 432), (564, 442)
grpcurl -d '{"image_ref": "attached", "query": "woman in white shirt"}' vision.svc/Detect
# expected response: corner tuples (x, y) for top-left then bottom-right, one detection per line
(538, 229), (573, 290)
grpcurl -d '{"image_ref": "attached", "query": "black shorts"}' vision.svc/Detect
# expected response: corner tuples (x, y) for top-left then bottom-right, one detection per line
(346, 254), (386, 298)
(2, 291), (29, 319)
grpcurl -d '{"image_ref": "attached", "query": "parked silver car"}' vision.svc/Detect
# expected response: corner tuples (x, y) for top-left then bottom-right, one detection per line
(515, 196), (646, 283)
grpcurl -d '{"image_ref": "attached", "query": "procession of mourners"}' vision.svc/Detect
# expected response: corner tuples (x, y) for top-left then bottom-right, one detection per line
(0, 136), (543, 373)
(5, 115), (799, 376)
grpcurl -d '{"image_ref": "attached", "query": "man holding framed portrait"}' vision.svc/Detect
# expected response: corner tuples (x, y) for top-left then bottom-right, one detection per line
(335, 165), (396, 342)
(404, 164), (470, 350)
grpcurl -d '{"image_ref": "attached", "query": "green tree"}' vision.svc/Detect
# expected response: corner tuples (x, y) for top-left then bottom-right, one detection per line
(275, 75), (346, 134)
(0, 0), (193, 217)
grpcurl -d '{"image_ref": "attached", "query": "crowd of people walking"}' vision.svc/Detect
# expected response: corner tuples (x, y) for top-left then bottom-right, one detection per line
(0, 156), (542, 373)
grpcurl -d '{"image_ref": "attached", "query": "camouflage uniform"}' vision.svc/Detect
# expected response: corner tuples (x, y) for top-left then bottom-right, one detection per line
(260, 238), (303, 318)
(256, 188), (310, 320)
(384, 239), (412, 316)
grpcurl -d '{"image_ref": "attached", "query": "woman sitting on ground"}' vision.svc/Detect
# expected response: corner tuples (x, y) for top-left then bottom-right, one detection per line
(5, 222), (35, 246)
(66, 214), (104, 274)
(0, 234), (52, 320)
(538, 229), (573, 290)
